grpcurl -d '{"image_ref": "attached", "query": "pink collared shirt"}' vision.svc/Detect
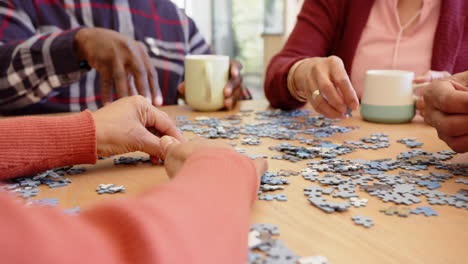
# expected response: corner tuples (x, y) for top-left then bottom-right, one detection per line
(351, 0), (441, 97)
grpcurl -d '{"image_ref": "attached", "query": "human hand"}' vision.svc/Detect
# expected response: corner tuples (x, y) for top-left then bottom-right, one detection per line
(92, 96), (184, 159)
(160, 137), (268, 178)
(177, 60), (245, 110)
(75, 28), (163, 106)
(414, 70), (451, 84)
(414, 70), (451, 116)
(292, 56), (359, 119)
(423, 71), (468, 153)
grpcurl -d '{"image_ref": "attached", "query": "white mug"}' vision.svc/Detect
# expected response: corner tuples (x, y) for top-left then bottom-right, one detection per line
(361, 70), (416, 123)
(184, 55), (229, 111)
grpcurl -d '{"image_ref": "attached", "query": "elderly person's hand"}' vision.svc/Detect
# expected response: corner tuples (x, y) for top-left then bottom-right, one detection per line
(75, 28), (163, 106)
(289, 56), (359, 119)
(92, 96), (183, 159)
(423, 71), (468, 153)
(159, 137), (267, 179)
(177, 60), (246, 110)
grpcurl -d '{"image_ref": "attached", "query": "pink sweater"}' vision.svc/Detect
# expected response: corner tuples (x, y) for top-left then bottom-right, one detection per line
(0, 111), (259, 264)
(265, 0), (468, 109)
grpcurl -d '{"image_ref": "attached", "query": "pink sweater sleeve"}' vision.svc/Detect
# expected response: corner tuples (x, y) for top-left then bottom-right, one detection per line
(0, 111), (97, 179)
(0, 148), (259, 264)
(264, 0), (344, 110)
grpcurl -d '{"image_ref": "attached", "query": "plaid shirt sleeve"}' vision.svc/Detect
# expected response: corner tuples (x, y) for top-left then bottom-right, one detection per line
(0, 1), (86, 112)
(186, 17), (211, 55)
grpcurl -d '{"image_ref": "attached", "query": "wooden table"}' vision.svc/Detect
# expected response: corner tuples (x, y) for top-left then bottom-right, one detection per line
(26, 100), (468, 264)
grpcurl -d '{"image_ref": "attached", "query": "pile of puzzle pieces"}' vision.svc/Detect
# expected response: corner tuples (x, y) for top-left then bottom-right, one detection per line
(248, 223), (328, 264)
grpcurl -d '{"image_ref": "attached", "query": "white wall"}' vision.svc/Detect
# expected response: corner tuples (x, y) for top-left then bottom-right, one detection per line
(187, 0), (213, 44)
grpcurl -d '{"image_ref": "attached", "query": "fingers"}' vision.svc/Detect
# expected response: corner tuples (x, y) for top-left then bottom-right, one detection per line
(159, 136), (180, 160)
(130, 63), (151, 103)
(138, 43), (163, 106)
(178, 82), (186, 95)
(146, 105), (184, 142)
(99, 68), (113, 105)
(112, 63), (129, 99)
(425, 109), (468, 138)
(414, 70), (451, 83)
(329, 57), (358, 110)
(438, 134), (468, 153)
(315, 69), (346, 113)
(224, 82), (243, 110)
(415, 97), (425, 117)
(309, 92), (344, 119)
(425, 81), (468, 114)
(224, 61), (244, 110)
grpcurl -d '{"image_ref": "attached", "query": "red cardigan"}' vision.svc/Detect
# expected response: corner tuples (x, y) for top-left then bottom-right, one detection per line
(265, 0), (468, 109)
(0, 112), (258, 264)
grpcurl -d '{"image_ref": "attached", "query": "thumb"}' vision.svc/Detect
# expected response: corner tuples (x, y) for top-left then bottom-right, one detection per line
(138, 131), (163, 158)
(159, 136), (180, 160)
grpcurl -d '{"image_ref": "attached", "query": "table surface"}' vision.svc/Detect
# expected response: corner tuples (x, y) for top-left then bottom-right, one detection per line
(14, 100), (468, 264)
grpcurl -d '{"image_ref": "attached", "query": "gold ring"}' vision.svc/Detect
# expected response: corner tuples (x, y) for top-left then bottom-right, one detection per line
(312, 89), (321, 101)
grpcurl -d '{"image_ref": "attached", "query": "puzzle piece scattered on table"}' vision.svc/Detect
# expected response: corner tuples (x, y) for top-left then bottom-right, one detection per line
(379, 206), (412, 217)
(455, 178), (468, 185)
(27, 198), (59, 207)
(416, 180), (441, 190)
(350, 197), (368, 207)
(259, 193), (288, 202)
(298, 256), (329, 264)
(96, 184), (126, 194)
(397, 138), (424, 148)
(249, 224), (327, 264)
(351, 215), (374, 228)
(410, 206), (439, 216)
(114, 156), (151, 165)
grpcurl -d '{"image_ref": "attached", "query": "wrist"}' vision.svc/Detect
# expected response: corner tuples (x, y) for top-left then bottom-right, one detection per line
(74, 28), (91, 62)
(287, 59), (311, 102)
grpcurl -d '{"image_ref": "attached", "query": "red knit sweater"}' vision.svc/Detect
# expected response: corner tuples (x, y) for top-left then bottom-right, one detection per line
(265, 0), (468, 109)
(0, 111), (259, 264)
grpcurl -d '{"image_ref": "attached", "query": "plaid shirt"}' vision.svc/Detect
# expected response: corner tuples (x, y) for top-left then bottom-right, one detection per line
(0, 0), (221, 114)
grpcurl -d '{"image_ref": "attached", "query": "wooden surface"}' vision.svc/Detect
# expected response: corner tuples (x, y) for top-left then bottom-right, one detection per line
(18, 100), (468, 264)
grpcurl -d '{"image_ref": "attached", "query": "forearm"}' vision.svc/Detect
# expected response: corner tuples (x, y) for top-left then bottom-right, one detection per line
(0, 29), (87, 112)
(0, 148), (259, 264)
(0, 111), (97, 179)
(264, 0), (339, 109)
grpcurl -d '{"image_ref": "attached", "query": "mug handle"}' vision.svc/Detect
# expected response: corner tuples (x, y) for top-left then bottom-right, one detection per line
(204, 63), (213, 103)
(412, 82), (429, 102)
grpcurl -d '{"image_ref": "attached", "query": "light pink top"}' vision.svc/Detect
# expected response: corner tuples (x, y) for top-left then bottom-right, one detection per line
(351, 0), (441, 97)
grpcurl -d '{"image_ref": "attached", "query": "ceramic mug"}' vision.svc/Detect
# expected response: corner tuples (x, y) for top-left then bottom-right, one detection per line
(184, 55), (229, 111)
(360, 70), (416, 124)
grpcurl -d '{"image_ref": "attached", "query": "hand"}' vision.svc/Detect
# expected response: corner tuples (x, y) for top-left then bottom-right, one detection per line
(423, 71), (468, 153)
(177, 60), (245, 110)
(414, 70), (451, 84)
(414, 70), (451, 116)
(75, 28), (163, 106)
(160, 137), (267, 178)
(92, 96), (184, 159)
(224, 61), (244, 110)
(292, 56), (359, 119)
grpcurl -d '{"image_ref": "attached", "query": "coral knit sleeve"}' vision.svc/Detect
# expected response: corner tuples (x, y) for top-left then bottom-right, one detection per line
(0, 148), (259, 264)
(0, 111), (97, 180)
(264, 0), (345, 110)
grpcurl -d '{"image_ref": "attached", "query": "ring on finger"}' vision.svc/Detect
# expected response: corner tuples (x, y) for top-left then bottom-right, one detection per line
(312, 89), (321, 101)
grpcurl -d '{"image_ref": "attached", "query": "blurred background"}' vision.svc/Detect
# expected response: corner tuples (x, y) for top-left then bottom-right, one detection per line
(170, 0), (304, 99)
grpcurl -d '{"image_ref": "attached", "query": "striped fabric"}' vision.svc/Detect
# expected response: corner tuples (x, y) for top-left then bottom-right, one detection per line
(0, 0), (212, 114)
